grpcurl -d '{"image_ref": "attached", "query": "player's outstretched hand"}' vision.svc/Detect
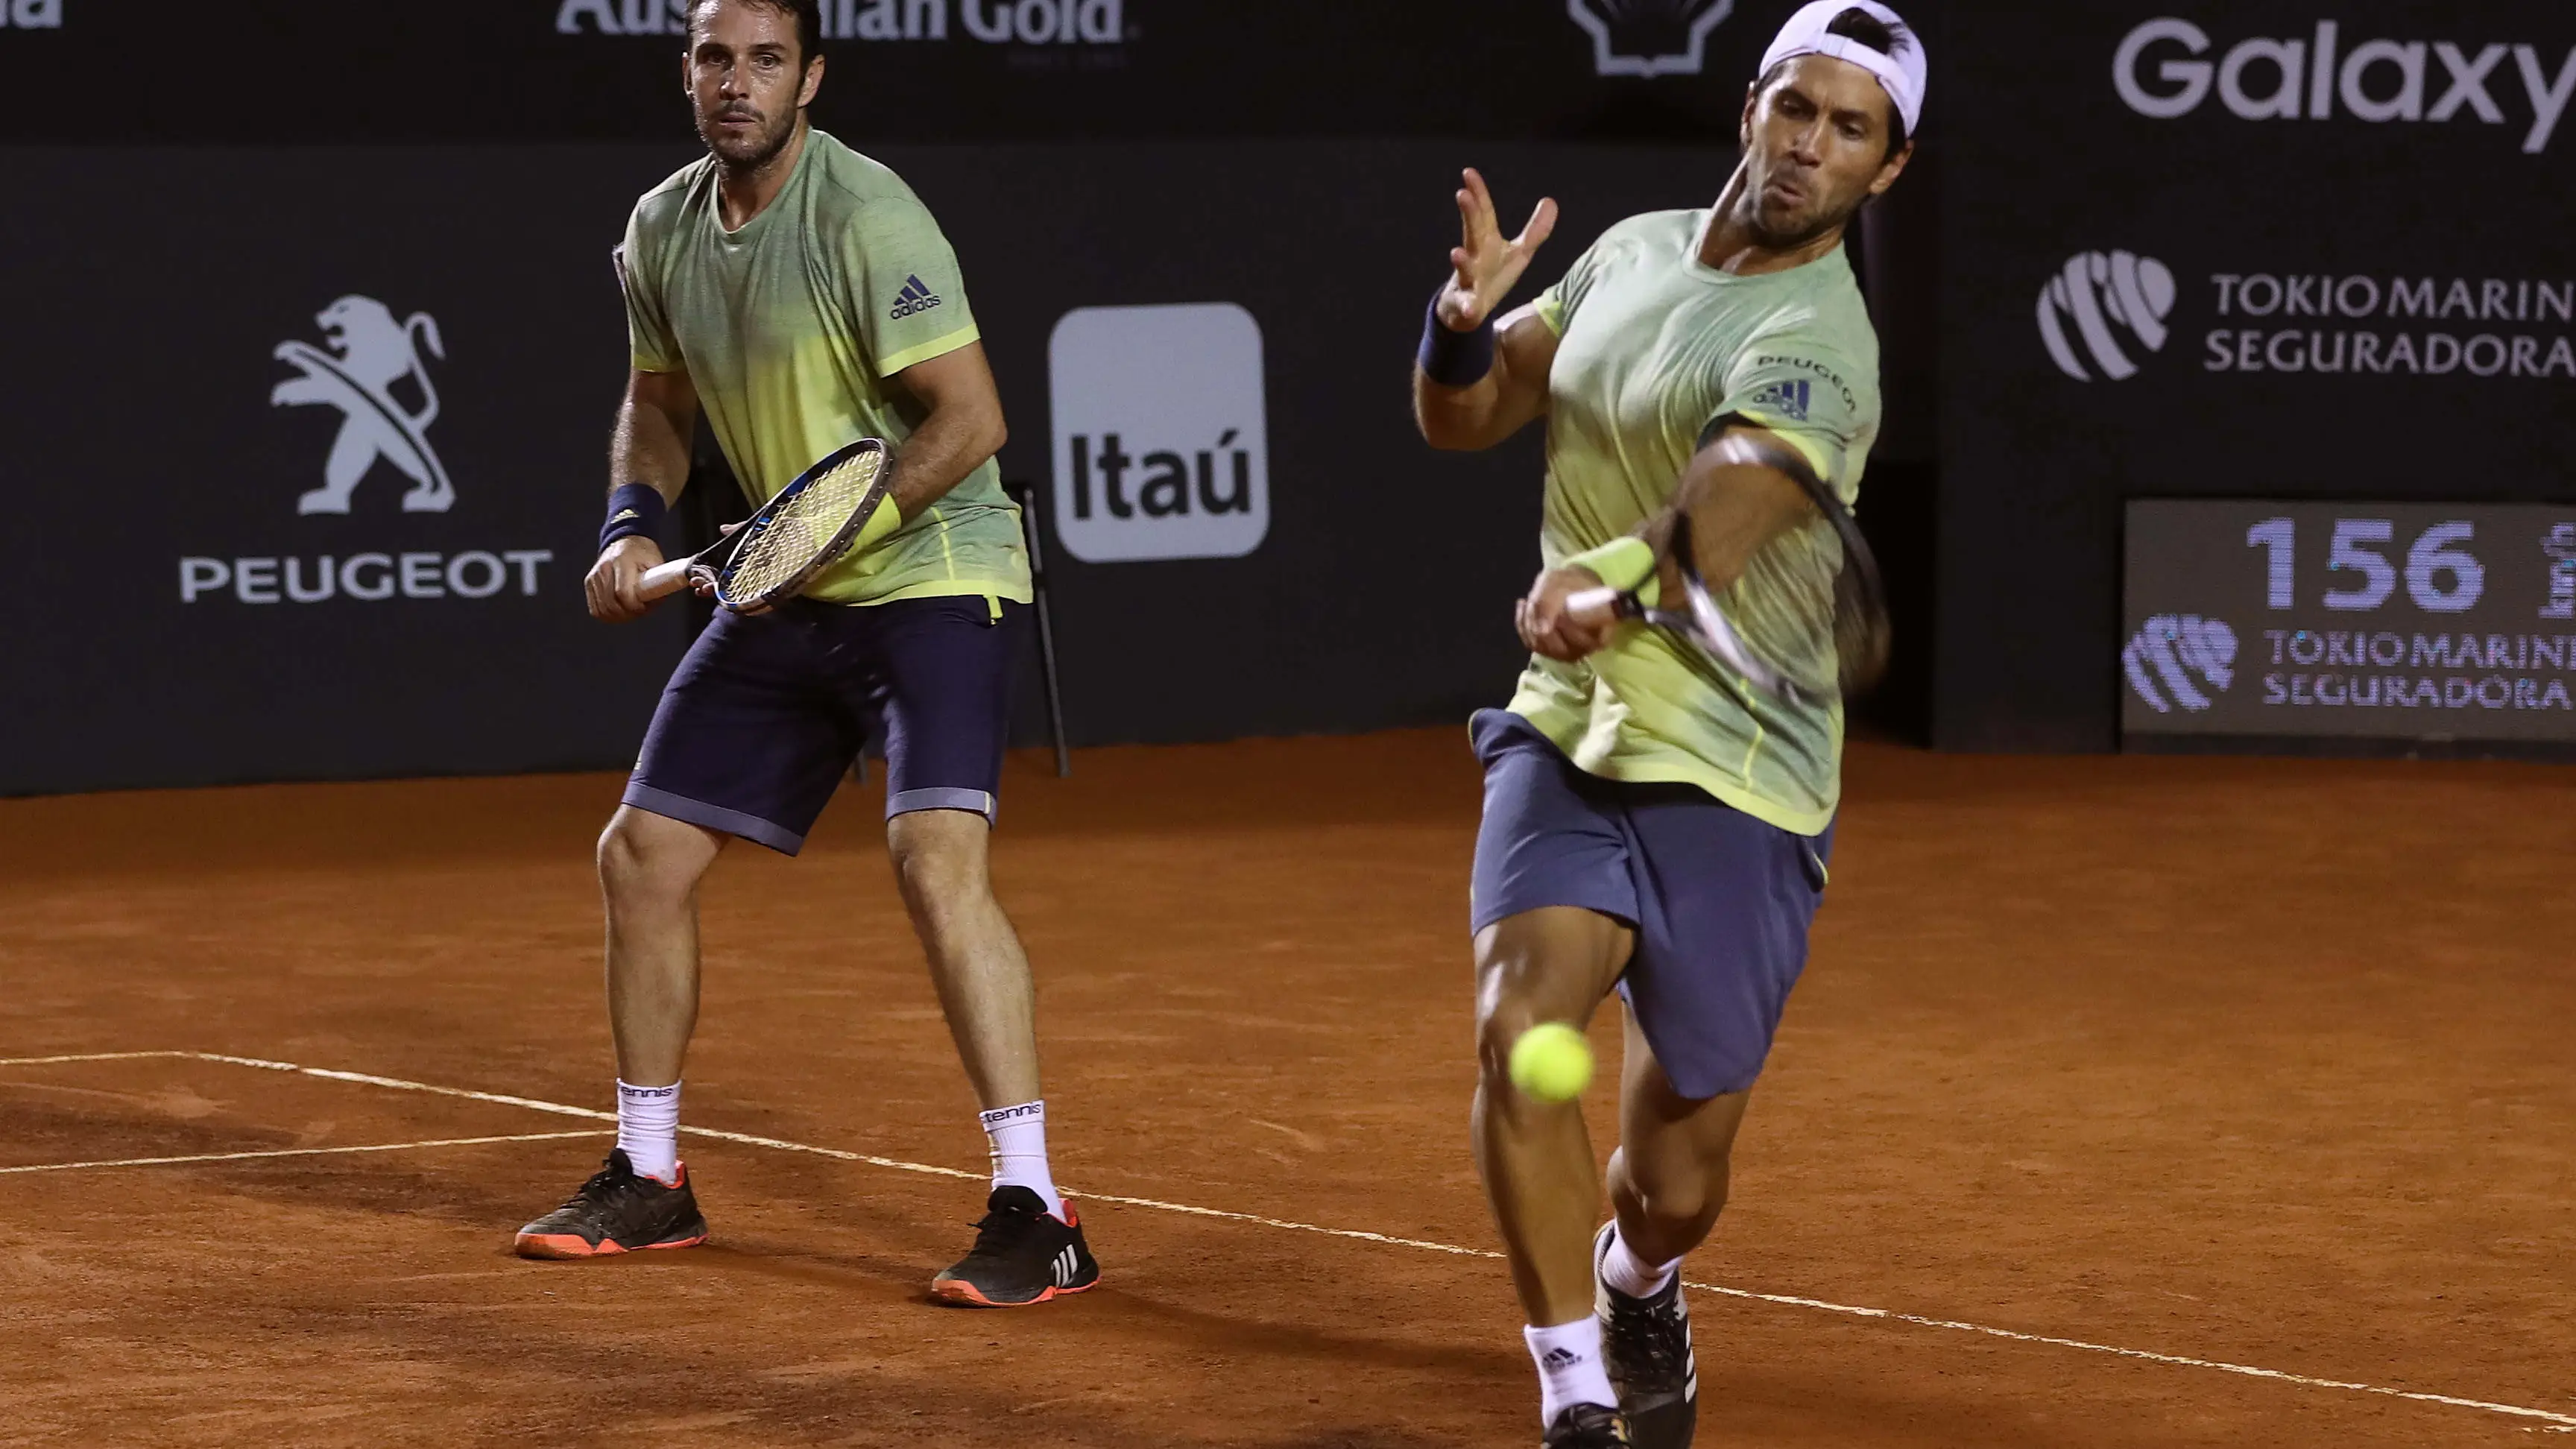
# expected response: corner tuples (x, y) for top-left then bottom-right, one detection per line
(1516, 565), (1617, 662)
(586, 536), (666, 623)
(1439, 168), (1557, 333)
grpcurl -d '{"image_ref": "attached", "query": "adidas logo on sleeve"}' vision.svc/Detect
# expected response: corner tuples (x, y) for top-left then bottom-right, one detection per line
(890, 274), (944, 320)
(1748, 378), (1812, 422)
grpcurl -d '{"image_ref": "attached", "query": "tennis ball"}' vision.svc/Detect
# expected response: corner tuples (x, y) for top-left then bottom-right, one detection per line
(1508, 1022), (1594, 1103)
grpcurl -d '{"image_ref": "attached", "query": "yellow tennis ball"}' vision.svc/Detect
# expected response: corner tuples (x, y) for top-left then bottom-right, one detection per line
(1508, 1022), (1594, 1103)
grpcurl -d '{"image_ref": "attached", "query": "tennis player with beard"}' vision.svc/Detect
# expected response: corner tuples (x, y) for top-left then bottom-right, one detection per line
(1412, 4), (1922, 1444)
(510, 0), (1100, 1310)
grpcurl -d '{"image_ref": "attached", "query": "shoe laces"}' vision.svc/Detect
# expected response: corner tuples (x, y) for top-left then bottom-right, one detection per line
(1556, 1403), (1631, 1446)
(558, 1155), (650, 1215)
(1603, 1287), (1689, 1380)
(962, 1199), (1045, 1259)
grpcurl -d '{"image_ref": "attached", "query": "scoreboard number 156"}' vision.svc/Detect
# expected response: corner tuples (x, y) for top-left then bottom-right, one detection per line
(2244, 517), (2485, 614)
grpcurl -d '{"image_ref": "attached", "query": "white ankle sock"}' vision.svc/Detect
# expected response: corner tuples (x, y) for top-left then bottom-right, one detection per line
(1525, 1318), (1617, 1424)
(616, 1079), (681, 1184)
(1601, 1222), (1680, 1299)
(980, 1100), (1064, 1218)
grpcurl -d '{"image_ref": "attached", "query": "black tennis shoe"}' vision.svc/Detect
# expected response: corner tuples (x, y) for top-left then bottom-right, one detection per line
(513, 1149), (709, 1260)
(1594, 1223), (1696, 1449)
(1543, 1403), (1632, 1448)
(929, 1186), (1099, 1307)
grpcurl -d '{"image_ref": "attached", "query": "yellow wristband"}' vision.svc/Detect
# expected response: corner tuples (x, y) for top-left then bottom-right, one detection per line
(853, 493), (904, 553)
(1565, 535), (1657, 599)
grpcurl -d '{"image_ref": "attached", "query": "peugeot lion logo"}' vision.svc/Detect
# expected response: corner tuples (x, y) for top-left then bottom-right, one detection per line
(2124, 613), (2238, 713)
(1567, 0), (1736, 78)
(271, 295), (455, 515)
(2039, 250), (2175, 382)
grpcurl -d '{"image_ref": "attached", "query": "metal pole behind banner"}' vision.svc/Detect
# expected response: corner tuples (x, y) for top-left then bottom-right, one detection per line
(1006, 481), (1073, 778)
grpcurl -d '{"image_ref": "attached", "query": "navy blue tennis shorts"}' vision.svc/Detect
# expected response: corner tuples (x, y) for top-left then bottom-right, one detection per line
(1468, 709), (1832, 1100)
(623, 596), (1023, 856)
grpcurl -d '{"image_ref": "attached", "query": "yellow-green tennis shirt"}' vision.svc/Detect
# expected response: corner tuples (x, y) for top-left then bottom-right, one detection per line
(1509, 209), (1884, 836)
(618, 129), (1030, 606)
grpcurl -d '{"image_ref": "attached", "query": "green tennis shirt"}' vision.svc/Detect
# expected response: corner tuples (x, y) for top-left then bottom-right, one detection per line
(618, 129), (1029, 606)
(1509, 209), (1884, 835)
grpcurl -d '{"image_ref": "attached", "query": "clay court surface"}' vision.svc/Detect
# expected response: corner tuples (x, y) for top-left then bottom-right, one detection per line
(2, 730), (2570, 1446)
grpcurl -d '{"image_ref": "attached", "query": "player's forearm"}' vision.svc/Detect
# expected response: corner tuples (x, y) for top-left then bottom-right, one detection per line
(609, 378), (697, 504)
(884, 397), (1008, 518)
(1658, 451), (1816, 594)
(1415, 369), (1509, 450)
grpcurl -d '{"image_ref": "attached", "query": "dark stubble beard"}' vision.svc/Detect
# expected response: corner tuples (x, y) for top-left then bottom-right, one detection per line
(701, 105), (800, 176)
(1732, 184), (1866, 253)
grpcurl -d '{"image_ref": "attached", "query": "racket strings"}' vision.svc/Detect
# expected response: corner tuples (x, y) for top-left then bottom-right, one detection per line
(1685, 508), (1889, 702)
(725, 449), (886, 601)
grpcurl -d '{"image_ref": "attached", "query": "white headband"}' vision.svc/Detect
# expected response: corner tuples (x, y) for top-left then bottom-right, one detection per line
(1760, 0), (1926, 136)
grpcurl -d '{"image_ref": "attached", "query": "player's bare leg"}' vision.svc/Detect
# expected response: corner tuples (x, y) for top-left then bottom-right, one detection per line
(1605, 1009), (1751, 1267)
(893, 806), (1099, 1306)
(887, 807), (1041, 1108)
(511, 805), (724, 1260)
(1473, 906), (1633, 1425)
(598, 804), (728, 1087)
(1588, 1008), (1750, 1448)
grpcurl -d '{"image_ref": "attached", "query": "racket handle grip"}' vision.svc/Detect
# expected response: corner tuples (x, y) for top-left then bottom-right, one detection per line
(1563, 585), (1624, 628)
(637, 558), (698, 602)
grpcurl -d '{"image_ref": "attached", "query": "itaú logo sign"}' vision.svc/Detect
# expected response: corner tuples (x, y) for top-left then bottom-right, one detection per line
(2113, 19), (2576, 154)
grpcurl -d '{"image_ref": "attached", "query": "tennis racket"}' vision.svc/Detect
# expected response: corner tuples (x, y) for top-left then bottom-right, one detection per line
(637, 438), (892, 614)
(1565, 445), (1890, 707)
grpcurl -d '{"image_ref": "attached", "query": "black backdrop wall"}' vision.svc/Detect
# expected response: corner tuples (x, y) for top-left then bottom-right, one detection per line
(0, 0), (1968, 795)
(2, 1), (1773, 145)
(1936, 1), (2576, 751)
(0, 141), (1751, 793)
(1, 1), (1961, 796)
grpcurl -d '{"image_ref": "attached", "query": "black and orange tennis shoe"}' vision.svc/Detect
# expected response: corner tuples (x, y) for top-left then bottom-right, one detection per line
(1593, 1224), (1696, 1449)
(1542, 1403), (1632, 1448)
(929, 1186), (1099, 1307)
(512, 1149), (709, 1260)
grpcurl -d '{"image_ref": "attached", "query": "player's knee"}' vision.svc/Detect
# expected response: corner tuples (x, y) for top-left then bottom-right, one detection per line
(887, 813), (991, 906)
(1630, 1169), (1723, 1232)
(1473, 985), (1547, 1084)
(596, 815), (695, 907)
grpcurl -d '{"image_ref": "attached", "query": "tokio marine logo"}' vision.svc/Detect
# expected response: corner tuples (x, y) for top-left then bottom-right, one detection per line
(1566, 0), (1736, 78)
(0, 0), (66, 29)
(2039, 250), (2177, 382)
(2124, 613), (2239, 713)
(271, 296), (455, 515)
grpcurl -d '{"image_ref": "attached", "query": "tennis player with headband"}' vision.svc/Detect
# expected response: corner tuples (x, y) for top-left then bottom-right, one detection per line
(512, 0), (1101, 1309)
(1411, 4), (1922, 1444)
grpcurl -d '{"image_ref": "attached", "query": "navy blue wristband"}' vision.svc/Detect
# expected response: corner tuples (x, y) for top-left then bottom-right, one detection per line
(599, 484), (667, 553)
(1418, 290), (1497, 388)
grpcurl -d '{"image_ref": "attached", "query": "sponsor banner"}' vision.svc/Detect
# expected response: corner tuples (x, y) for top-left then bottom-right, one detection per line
(556, 0), (1130, 46)
(0, 148), (692, 795)
(1048, 303), (1269, 564)
(2040, 253), (2575, 386)
(1937, 1), (2576, 752)
(2111, 17), (2576, 156)
(2124, 500), (2576, 742)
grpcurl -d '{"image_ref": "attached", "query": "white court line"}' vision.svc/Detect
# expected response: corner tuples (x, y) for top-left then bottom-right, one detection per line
(0, 1131), (606, 1176)
(5, 1049), (2571, 1433)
